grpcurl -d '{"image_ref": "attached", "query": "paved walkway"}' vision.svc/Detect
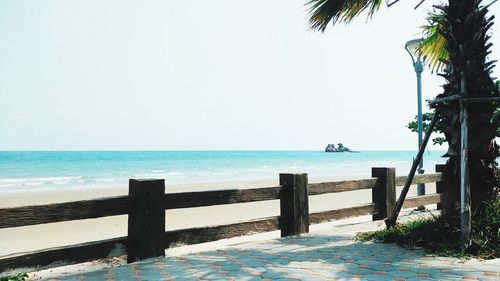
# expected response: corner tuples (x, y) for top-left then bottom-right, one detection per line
(39, 223), (499, 281)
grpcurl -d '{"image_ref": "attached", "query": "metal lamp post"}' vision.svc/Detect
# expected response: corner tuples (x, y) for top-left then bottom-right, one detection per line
(405, 39), (425, 205)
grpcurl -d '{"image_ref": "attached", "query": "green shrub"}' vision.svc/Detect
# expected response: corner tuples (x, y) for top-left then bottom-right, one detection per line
(356, 200), (499, 259)
(0, 273), (28, 281)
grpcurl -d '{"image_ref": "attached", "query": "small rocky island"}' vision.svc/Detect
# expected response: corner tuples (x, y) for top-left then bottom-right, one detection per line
(325, 143), (354, 152)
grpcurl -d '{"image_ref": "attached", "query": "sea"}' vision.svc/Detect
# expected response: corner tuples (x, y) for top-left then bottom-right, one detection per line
(0, 151), (447, 194)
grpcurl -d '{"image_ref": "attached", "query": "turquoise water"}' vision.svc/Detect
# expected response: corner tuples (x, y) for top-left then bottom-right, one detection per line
(0, 151), (446, 194)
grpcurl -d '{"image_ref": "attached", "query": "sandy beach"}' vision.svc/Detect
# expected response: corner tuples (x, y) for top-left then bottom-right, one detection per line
(0, 176), (436, 257)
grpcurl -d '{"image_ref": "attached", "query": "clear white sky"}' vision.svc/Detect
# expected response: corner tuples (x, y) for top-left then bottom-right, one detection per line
(1, 0), (499, 151)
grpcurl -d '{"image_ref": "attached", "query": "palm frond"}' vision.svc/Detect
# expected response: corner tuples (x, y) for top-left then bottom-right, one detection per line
(306, 0), (383, 32)
(420, 11), (448, 72)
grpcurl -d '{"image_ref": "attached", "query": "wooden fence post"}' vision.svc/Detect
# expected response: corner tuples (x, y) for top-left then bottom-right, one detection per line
(127, 179), (165, 263)
(372, 168), (396, 221)
(435, 164), (446, 210)
(279, 173), (309, 237)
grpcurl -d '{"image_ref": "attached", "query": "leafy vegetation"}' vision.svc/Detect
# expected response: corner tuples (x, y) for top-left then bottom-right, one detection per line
(407, 81), (500, 146)
(356, 200), (500, 259)
(407, 112), (447, 146)
(420, 11), (448, 73)
(0, 273), (28, 281)
(306, 0), (383, 31)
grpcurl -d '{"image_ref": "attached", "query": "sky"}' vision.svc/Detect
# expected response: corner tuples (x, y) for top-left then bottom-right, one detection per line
(1, 0), (499, 151)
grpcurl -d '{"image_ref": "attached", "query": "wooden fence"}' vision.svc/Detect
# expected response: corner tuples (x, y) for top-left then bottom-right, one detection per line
(0, 165), (446, 273)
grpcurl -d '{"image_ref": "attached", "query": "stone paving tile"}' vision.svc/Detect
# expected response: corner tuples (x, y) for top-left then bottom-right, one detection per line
(43, 230), (499, 281)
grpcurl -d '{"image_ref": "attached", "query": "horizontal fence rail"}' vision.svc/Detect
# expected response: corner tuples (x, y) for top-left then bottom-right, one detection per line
(0, 237), (128, 272)
(402, 193), (443, 209)
(0, 165), (447, 274)
(395, 173), (443, 187)
(164, 217), (280, 247)
(308, 178), (378, 195)
(0, 196), (130, 229)
(164, 186), (282, 210)
(309, 203), (379, 225)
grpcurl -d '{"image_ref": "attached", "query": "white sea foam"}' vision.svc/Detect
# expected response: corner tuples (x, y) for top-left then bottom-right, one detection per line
(0, 176), (83, 186)
(151, 169), (165, 173)
(165, 171), (186, 176)
(95, 178), (123, 183)
(52, 181), (69, 185)
(134, 171), (187, 178)
(25, 182), (44, 186)
(133, 173), (167, 178)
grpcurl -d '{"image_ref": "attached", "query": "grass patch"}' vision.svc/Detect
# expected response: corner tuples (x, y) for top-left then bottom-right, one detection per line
(356, 200), (499, 259)
(0, 273), (28, 281)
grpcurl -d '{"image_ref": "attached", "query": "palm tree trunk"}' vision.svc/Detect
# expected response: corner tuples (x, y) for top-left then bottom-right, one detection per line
(438, 0), (500, 218)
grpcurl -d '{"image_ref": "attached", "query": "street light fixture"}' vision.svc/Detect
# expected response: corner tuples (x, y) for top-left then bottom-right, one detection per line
(405, 38), (425, 206)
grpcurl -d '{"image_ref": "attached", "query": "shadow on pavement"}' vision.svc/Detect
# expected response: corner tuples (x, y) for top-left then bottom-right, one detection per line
(49, 233), (500, 281)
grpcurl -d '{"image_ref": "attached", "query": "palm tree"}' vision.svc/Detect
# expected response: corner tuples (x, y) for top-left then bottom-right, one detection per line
(420, 10), (447, 72)
(307, 0), (499, 219)
(431, 1), (499, 218)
